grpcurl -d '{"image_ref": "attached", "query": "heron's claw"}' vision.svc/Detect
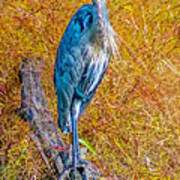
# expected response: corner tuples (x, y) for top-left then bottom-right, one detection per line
(77, 159), (98, 178)
(59, 159), (97, 180)
(59, 164), (86, 180)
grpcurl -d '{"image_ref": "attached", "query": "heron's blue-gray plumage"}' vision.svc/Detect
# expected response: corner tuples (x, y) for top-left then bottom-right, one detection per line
(54, 0), (118, 172)
(54, 2), (118, 135)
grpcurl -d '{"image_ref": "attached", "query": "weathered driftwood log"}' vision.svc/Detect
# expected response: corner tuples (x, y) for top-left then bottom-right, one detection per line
(16, 58), (98, 180)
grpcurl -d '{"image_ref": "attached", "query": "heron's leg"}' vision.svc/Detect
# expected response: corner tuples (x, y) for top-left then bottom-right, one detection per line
(71, 100), (81, 169)
(73, 118), (91, 167)
(75, 120), (80, 160)
(72, 113), (79, 169)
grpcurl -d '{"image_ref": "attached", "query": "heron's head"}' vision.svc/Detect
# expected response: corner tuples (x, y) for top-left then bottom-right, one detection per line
(92, 0), (119, 57)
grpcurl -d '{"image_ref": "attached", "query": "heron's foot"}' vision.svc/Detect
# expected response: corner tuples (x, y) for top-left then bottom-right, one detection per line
(59, 165), (79, 179)
(59, 159), (99, 179)
(59, 164), (87, 180)
(77, 159), (99, 177)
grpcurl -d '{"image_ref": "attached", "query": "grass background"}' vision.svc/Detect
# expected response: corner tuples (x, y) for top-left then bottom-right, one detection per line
(0, 0), (180, 179)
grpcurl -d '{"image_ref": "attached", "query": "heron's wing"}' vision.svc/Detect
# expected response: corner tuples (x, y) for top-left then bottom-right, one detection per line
(54, 47), (85, 133)
(54, 5), (95, 133)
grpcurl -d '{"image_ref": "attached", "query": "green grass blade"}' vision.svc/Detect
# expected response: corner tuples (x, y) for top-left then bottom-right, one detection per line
(79, 139), (96, 155)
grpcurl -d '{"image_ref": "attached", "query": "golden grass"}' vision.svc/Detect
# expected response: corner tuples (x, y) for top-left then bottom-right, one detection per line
(0, 0), (179, 179)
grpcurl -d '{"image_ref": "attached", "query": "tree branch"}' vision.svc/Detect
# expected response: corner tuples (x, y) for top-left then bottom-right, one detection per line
(16, 58), (98, 180)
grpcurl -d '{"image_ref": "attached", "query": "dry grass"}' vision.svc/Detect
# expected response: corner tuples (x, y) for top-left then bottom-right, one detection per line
(0, 0), (180, 179)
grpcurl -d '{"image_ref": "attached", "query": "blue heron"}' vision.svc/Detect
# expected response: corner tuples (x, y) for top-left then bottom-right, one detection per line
(54, 0), (118, 170)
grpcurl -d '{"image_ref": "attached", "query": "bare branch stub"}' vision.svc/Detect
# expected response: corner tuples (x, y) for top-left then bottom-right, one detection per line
(16, 58), (98, 179)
